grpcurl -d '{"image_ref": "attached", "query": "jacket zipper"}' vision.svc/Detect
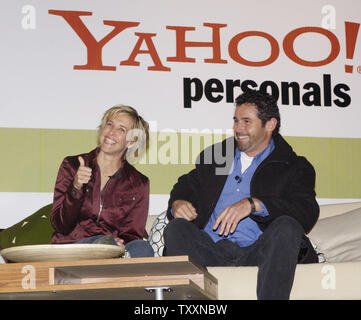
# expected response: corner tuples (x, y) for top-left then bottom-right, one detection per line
(97, 179), (110, 224)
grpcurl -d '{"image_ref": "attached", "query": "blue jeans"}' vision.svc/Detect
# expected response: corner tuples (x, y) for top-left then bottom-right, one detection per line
(76, 235), (154, 258)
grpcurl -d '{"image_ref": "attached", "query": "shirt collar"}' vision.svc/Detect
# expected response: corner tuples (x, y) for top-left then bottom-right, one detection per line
(235, 137), (275, 162)
(92, 147), (130, 180)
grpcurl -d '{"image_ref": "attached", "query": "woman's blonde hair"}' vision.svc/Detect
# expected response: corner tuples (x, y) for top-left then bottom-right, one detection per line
(98, 105), (149, 162)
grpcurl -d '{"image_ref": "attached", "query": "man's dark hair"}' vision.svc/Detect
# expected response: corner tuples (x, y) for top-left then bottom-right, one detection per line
(235, 90), (280, 136)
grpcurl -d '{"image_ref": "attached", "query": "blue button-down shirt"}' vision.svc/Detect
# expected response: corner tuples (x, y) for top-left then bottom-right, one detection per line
(204, 139), (275, 247)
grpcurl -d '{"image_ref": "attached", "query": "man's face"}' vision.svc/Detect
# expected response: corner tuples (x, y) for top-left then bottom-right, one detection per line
(233, 103), (274, 157)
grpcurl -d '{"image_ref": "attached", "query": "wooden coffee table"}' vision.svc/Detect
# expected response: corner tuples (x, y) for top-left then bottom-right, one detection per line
(0, 256), (217, 300)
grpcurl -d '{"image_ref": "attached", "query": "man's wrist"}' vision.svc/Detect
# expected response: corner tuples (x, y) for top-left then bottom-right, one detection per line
(247, 197), (256, 214)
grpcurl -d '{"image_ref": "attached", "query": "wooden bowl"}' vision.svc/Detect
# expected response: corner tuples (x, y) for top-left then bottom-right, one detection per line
(0, 244), (124, 262)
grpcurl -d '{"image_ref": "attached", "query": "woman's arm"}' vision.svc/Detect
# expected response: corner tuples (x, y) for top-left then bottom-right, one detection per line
(50, 157), (85, 235)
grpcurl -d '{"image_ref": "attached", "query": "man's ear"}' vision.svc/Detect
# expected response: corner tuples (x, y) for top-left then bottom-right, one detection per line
(265, 118), (277, 132)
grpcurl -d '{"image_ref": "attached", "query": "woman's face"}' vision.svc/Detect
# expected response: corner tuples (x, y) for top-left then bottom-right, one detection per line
(98, 113), (134, 157)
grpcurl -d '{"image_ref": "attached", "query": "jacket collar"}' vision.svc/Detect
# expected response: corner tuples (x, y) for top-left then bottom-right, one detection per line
(266, 134), (295, 164)
(230, 133), (295, 164)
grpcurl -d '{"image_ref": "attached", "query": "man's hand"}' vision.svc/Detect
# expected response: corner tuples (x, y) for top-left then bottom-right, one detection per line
(73, 156), (92, 190)
(172, 200), (198, 221)
(213, 198), (256, 236)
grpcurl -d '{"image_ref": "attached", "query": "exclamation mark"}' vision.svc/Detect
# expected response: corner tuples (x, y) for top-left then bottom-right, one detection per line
(344, 21), (360, 73)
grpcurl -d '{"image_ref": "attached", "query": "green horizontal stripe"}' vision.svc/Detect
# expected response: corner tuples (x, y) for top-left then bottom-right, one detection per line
(0, 128), (360, 198)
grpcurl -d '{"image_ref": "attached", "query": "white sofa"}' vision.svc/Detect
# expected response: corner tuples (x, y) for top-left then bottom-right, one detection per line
(2, 201), (360, 299)
(146, 202), (361, 300)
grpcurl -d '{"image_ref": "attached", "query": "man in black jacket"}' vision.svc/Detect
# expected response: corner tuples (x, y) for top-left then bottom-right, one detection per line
(163, 89), (319, 300)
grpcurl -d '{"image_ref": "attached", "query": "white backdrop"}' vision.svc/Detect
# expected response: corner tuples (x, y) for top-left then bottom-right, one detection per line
(0, 0), (360, 227)
(1, 0), (360, 137)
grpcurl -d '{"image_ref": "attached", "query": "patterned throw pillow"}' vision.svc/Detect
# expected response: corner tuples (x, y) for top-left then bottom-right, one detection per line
(148, 211), (168, 257)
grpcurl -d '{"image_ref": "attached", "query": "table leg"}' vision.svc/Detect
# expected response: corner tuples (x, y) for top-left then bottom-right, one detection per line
(145, 286), (172, 300)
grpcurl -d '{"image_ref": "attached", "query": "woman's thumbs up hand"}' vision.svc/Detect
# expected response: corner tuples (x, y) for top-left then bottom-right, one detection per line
(73, 156), (92, 190)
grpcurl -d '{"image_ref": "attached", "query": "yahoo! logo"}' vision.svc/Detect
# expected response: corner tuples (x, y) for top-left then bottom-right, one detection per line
(48, 10), (360, 73)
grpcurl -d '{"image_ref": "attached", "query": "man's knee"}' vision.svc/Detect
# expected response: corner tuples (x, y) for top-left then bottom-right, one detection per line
(164, 218), (191, 239)
(163, 218), (194, 257)
(269, 215), (304, 240)
(272, 215), (303, 230)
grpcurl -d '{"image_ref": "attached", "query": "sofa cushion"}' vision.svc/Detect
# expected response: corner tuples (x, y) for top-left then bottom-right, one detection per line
(0, 204), (54, 250)
(318, 201), (361, 219)
(147, 211), (168, 257)
(308, 207), (361, 263)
